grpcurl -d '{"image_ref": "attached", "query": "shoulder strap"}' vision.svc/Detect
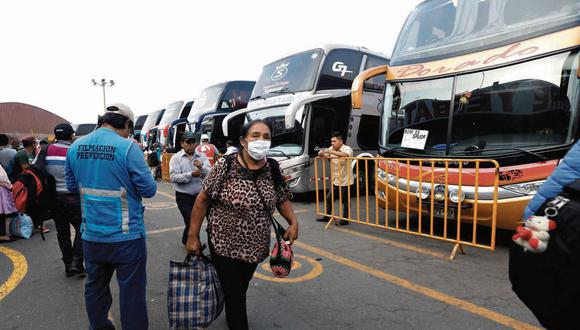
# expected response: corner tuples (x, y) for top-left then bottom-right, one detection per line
(212, 153), (235, 203)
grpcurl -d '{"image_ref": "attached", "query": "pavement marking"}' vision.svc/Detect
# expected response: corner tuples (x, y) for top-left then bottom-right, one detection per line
(155, 190), (176, 200)
(148, 226), (184, 235)
(143, 224), (537, 328)
(0, 246), (28, 302)
(292, 240), (541, 330)
(144, 201), (177, 210)
(253, 254), (323, 283)
(333, 227), (448, 259)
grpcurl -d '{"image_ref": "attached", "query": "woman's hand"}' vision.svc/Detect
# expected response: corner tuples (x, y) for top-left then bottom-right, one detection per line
(283, 223), (299, 244)
(185, 236), (202, 256)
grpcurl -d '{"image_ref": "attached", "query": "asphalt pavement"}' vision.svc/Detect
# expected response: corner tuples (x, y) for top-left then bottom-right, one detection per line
(0, 182), (542, 330)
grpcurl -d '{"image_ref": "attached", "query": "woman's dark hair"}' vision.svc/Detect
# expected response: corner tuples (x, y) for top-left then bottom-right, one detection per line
(0, 134), (8, 146)
(239, 119), (273, 139)
(100, 113), (134, 131)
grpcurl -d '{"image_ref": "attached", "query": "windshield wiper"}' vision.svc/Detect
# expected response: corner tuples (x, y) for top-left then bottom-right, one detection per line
(268, 87), (293, 95)
(268, 149), (291, 159)
(250, 95), (264, 101)
(458, 146), (548, 161)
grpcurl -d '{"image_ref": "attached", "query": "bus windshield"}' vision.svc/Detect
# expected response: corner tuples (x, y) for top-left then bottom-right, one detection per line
(141, 110), (163, 132)
(159, 101), (183, 126)
(382, 50), (579, 155)
(391, 0), (579, 65)
(188, 85), (224, 123)
(246, 106), (307, 156)
(252, 49), (323, 99)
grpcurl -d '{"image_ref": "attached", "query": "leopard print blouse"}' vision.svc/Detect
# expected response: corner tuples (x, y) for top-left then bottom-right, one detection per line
(203, 156), (292, 263)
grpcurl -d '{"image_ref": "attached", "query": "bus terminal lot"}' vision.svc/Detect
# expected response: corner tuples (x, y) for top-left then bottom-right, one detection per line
(0, 182), (542, 330)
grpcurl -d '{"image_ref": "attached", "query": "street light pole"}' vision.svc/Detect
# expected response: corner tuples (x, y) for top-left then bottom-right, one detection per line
(91, 78), (115, 110)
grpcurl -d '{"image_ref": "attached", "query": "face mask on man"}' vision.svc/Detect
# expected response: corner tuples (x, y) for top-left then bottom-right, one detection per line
(246, 139), (271, 160)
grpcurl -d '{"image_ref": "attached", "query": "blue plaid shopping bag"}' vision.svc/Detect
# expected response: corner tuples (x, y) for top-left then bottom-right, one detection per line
(168, 252), (224, 329)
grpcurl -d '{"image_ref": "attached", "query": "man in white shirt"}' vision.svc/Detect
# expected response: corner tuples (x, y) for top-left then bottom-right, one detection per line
(316, 132), (353, 226)
(169, 131), (211, 244)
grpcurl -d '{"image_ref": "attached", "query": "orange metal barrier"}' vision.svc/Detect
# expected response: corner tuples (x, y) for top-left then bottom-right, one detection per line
(314, 156), (500, 259)
(161, 153), (173, 182)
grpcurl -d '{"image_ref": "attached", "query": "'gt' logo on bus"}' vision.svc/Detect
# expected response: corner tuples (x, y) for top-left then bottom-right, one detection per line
(271, 63), (289, 81)
(332, 61), (353, 77)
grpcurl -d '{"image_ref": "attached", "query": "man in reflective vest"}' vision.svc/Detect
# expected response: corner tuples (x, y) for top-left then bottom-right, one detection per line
(65, 103), (157, 330)
(196, 133), (219, 166)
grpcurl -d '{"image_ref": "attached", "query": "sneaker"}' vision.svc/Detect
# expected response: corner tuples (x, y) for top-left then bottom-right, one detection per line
(65, 264), (75, 278)
(70, 260), (87, 277)
(336, 220), (349, 226)
(35, 226), (50, 234)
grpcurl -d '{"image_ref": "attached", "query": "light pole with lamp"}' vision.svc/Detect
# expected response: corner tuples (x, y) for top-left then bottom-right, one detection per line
(91, 78), (115, 110)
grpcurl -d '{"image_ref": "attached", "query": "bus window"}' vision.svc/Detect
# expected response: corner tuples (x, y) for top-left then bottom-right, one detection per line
(357, 115), (380, 150)
(317, 49), (363, 90)
(220, 82), (253, 111)
(363, 55), (388, 92)
(309, 107), (335, 156)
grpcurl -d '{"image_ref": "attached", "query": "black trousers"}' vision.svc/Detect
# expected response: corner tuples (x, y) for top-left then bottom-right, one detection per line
(509, 242), (580, 330)
(209, 247), (258, 330)
(53, 192), (83, 265)
(324, 185), (352, 220)
(175, 191), (197, 245)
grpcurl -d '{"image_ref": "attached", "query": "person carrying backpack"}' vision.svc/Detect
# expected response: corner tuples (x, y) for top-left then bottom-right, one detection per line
(65, 103), (156, 330)
(45, 123), (85, 277)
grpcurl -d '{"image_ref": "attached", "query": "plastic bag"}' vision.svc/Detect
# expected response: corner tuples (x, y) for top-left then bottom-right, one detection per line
(9, 213), (33, 239)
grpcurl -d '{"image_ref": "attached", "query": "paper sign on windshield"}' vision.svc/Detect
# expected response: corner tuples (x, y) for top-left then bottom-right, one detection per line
(401, 129), (429, 150)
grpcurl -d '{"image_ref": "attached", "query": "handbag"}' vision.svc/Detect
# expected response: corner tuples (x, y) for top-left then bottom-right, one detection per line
(167, 247), (224, 330)
(250, 171), (294, 278)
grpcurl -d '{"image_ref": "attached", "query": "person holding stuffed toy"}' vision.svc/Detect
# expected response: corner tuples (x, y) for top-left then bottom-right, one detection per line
(510, 139), (580, 330)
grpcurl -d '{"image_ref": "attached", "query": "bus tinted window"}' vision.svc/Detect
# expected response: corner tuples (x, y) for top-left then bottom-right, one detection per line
(317, 49), (363, 90)
(220, 82), (254, 111)
(392, 0), (579, 65)
(364, 55), (388, 92)
(252, 49), (323, 99)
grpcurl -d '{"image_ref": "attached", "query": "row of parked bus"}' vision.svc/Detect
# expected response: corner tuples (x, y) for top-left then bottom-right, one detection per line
(132, 0), (579, 231)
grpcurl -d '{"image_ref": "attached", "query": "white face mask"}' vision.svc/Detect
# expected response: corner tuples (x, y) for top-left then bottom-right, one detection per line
(246, 139), (271, 160)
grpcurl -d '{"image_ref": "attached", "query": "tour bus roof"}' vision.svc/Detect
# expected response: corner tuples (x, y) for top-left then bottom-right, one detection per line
(262, 44), (389, 67)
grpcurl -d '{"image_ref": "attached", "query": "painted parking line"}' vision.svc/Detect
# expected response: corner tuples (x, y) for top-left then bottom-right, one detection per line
(291, 240), (540, 330)
(0, 246), (28, 302)
(333, 227), (448, 259)
(146, 225), (537, 329)
(155, 190), (176, 200)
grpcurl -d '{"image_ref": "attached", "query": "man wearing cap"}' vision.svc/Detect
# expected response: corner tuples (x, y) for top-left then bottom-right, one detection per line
(46, 123), (85, 277)
(169, 131), (211, 245)
(65, 103), (156, 330)
(196, 133), (219, 166)
(12, 136), (37, 180)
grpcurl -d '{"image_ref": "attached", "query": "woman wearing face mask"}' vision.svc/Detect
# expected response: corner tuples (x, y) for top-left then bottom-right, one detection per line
(186, 119), (299, 330)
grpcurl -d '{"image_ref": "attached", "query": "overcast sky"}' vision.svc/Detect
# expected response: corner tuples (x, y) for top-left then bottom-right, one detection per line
(1, 0), (422, 124)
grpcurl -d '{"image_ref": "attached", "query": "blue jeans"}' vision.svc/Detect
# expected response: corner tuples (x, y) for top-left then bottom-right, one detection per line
(83, 238), (148, 330)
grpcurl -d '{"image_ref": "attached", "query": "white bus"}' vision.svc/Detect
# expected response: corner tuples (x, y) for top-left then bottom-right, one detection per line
(221, 45), (389, 193)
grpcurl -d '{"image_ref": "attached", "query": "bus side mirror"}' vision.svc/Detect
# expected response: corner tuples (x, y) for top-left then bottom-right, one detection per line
(351, 65), (389, 110)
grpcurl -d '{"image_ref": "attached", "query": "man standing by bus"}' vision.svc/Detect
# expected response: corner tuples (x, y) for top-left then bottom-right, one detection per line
(169, 131), (210, 245)
(316, 132), (353, 226)
(196, 134), (219, 166)
(65, 103), (157, 330)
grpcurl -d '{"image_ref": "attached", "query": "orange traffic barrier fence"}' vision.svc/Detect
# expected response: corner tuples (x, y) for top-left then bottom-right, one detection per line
(161, 153), (173, 182)
(314, 156), (500, 259)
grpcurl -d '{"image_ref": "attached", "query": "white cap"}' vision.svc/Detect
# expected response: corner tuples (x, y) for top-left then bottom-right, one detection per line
(105, 103), (135, 123)
(201, 134), (210, 141)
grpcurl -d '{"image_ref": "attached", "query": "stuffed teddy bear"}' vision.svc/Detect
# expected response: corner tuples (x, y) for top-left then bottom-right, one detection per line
(512, 215), (557, 253)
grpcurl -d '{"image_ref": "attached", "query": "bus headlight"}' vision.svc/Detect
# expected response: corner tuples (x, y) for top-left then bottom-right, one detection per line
(377, 168), (387, 182)
(415, 186), (430, 200)
(433, 185), (446, 202)
(449, 189), (465, 203)
(282, 163), (308, 176)
(503, 181), (545, 195)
